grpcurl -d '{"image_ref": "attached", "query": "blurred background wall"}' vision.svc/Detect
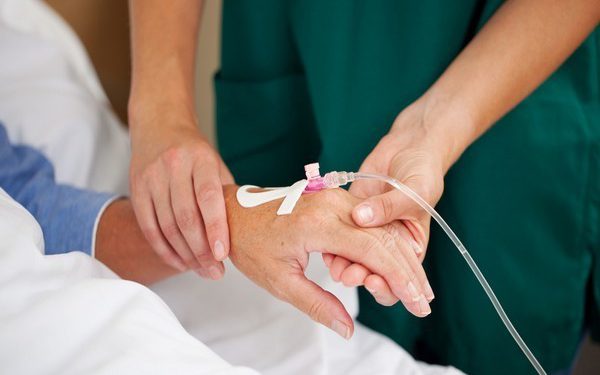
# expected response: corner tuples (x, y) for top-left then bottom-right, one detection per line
(45, 0), (221, 143)
(39, 1), (600, 374)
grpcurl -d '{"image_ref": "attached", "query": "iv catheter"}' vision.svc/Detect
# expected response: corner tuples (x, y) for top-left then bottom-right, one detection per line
(305, 164), (547, 375)
(237, 163), (546, 374)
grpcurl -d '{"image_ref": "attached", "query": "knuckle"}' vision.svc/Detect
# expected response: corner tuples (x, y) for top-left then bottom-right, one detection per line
(203, 220), (223, 238)
(383, 223), (402, 241)
(307, 299), (325, 322)
(407, 268), (418, 282)
(394, 266), (413, 288)
(379, 231), (397, 252)
(138, 166), (161, 186)
(161, 147), (185, 170)
(161, 221), (181, 242)
(175, 209), (199, 230)
(361, 236), (394, 275)
(380, 196), (395, 221)
(361, 236), (380, 260)
(195, 183), (219, 204)
(196, 148), (216, 164)
(194, 249), (215, 263)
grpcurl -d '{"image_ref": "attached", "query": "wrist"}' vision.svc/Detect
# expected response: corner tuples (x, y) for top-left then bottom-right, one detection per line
(129, 66), (196, 133)
(414, 90), (479, 172)
(128, 92), (198, 135)
(95, 199), (182, 284)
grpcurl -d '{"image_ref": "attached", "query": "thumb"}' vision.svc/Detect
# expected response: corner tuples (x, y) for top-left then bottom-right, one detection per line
(352, 188), (419, 227)
(282, 273), (354, 339)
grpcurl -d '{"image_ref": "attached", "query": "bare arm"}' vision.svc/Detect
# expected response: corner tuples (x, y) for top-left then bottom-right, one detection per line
(424, 0), (600, 169)
(128, 0), (202, 117)
(345, 0), (599, 299)
(95, 199), (180, 285)
(128, 0), (234, 278)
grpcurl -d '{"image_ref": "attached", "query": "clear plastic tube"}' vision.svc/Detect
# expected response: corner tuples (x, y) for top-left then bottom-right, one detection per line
(325, 171), (546, 375)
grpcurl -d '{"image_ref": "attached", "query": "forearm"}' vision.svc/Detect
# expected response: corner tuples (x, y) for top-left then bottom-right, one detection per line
(128, 0), (203, 130)
(95, 199), (181, 285)
(95, 186), (239, 285)
(420, 0), (599, 170)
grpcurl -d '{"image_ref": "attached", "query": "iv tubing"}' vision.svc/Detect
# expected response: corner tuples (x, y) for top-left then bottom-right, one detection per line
(335, 171), (546, 375)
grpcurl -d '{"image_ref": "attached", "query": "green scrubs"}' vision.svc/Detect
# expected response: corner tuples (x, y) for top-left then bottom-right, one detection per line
(215, 1), (600, 373)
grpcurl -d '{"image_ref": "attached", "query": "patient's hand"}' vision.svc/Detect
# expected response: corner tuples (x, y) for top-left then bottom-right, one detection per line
(224, 185), (433, 339)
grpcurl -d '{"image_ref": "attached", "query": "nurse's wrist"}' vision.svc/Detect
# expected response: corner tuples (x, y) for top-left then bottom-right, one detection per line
(415, 91), (479, 172)
(128, 92), (198, 136)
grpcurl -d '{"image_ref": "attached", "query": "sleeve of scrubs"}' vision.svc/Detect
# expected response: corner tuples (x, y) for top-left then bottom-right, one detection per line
(0, 123), (116, 256)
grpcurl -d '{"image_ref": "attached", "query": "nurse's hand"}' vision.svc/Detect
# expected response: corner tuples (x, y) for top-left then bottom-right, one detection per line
(129, 108), (234, 280)
(323, 99), (462, 303)
(224, 185), (434, 340)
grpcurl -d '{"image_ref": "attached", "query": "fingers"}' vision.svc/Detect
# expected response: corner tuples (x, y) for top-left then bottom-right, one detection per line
(323, 256), (402, 306)
(327, 229), (409, 300)
(193, 161), (230, 262)
(330, 256), (430, 316)
(393, 222), (434, 301)
(280, 272), (354, 340)
(170, 169), (224, 279)
(131, 187), (187, 272)
(403, 219), (429, 261)
(219, 159), (236, 185)
(322, 253), (335, 268)
(324, 255), (422, 313)
(339, 263), (370, 287)
(329, 256), (351, 282)
(325, 227), (431, 317)
(353, 188), (418, 227)
(364, 274), (399, 306)
(322, 253), (370, 288)
(151, 182), (203, 271)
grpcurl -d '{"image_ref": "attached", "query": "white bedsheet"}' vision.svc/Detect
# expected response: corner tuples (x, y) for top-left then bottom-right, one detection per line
(0, 188), (257, 375)
(0, 1), (463, 374)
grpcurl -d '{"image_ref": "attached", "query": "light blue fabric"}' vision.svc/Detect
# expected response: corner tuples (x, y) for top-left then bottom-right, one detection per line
(0, 123), (114, 255)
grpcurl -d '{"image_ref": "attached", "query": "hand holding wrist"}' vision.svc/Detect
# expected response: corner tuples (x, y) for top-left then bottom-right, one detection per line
(394, 91), (478, 174)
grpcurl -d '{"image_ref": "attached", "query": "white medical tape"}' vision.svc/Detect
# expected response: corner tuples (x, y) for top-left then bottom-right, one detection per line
(236, 179), (309, 215)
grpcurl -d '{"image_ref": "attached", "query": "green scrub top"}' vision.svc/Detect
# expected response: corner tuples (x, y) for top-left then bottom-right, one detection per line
(214, 1), (600, 373)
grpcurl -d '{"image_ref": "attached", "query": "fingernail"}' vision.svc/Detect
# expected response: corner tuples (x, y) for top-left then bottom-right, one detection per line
(408, 281), (421, 302)
(214, 240), (226, 260)
(410, 240), (423, 255)
(356, 204), (374, 224)
(331, 319), (351, 340)
(418, 295), (431, 316)
(208, 266), (223, 280)
(424, 281), (435, 301)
